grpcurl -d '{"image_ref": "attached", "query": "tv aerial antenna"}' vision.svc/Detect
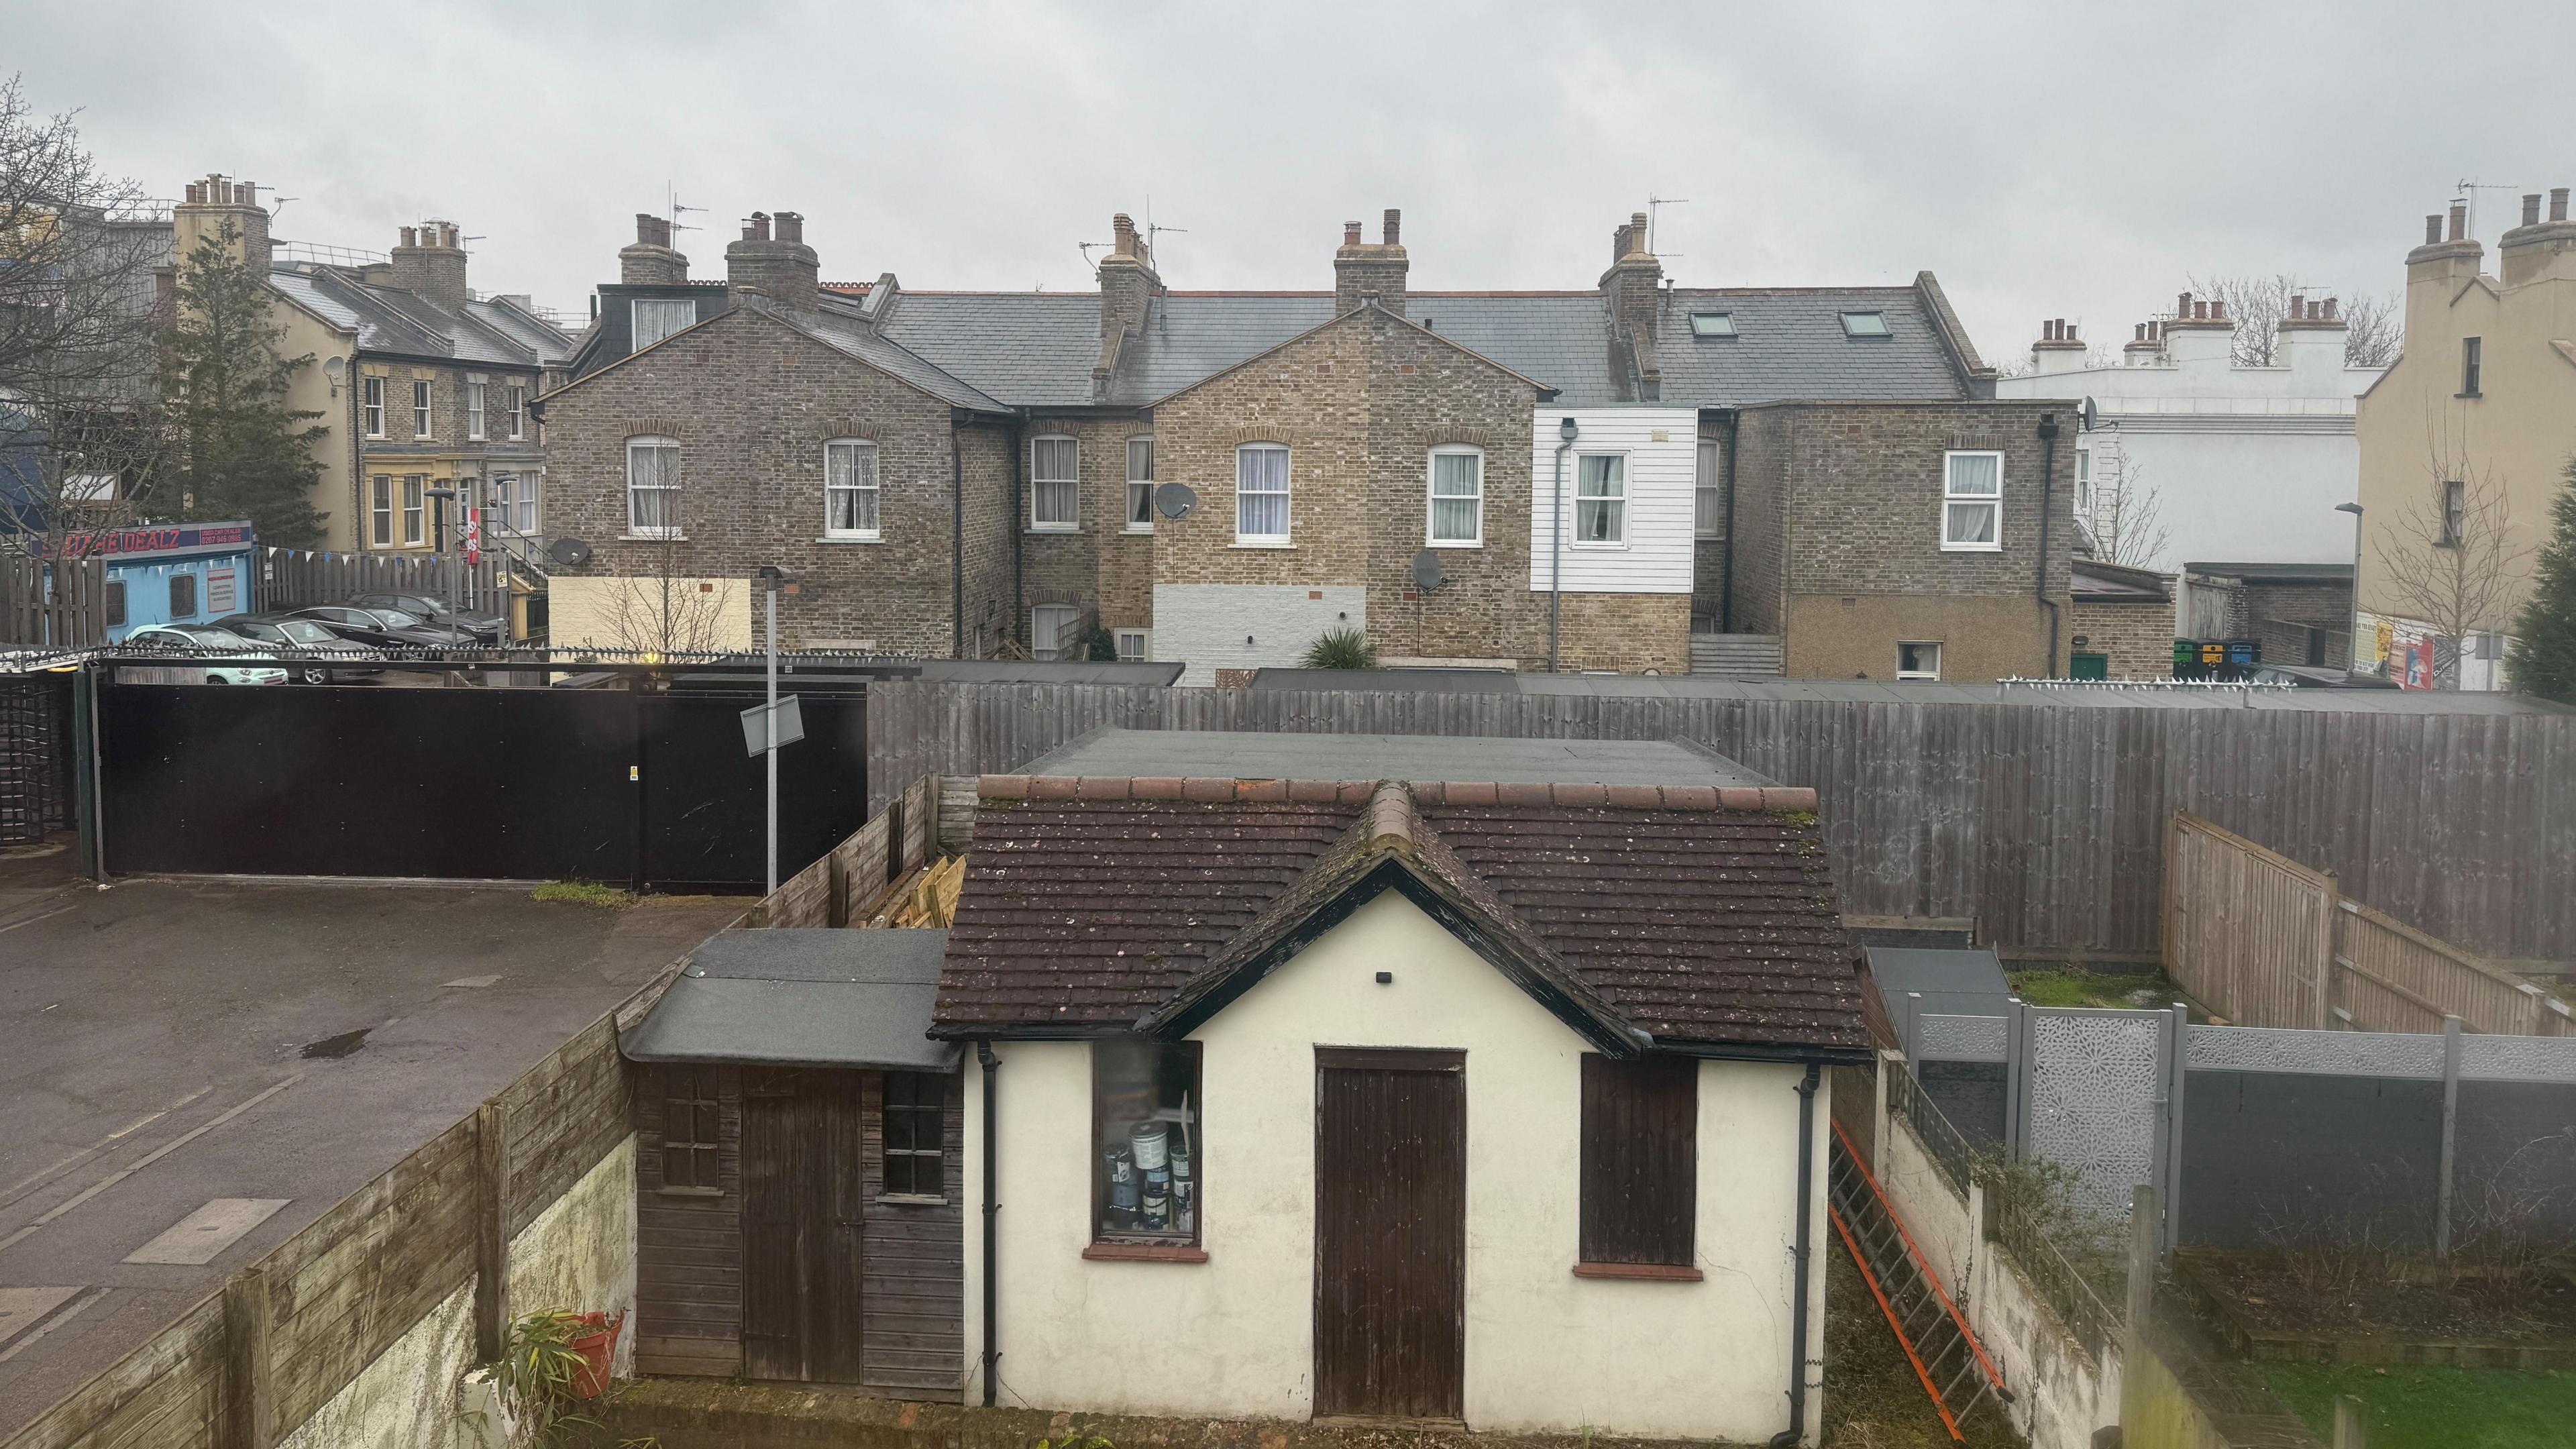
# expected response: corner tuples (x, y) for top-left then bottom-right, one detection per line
(665, 184), (705, 237)
(2453, 178), (2520, 244)
(1647, 195), (1690, 256)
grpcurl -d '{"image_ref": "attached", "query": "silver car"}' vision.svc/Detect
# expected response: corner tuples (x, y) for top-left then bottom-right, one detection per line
(123, 625), (291, 685)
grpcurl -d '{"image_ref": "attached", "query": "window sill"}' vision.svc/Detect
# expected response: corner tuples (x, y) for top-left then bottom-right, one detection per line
(619, 533), (687, 542)
(815, 535), (884, 545)
(654, 1185), (724, 1199)
(1083, 1242), (1209, 1263)
(1938, 543), (2002, 553)
(1572, 1261), (1702, 1281)
(1425, 539), (1483, 549)
(876, 1193), (947, 1207)
(1568, 541), (1631, 551)
(1231, 541), (1294, 550)
(1122, 525), (1155, 536)
(1028, 525), (1081, 535)
(2456, 392), (2482, 400)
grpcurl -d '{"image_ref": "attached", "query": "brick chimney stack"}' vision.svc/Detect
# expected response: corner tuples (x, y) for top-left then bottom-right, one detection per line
(1095, 213), (1165, 386)
(726, 208), (820, 311)
(1600, 211), (1663, 400)
(173, 172), (271, 274)
(1333, 209), (1408, 317)
(391, 219), (470, 310)
(2499, 180), (2576, 286)
(620, 213), (689, 285)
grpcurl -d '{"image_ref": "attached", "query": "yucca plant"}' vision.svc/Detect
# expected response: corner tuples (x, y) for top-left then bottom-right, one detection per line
(473, 1309), (655, 1448)
(1301, 627), (1379, 670)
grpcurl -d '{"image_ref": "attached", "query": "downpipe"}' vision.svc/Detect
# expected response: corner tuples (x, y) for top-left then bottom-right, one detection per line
(2035, 413), (2061, 678)
(1549, 417), (1576, 672)
(1771, 1062), (1821, 1449)
(977, 1039), (1000, 1405)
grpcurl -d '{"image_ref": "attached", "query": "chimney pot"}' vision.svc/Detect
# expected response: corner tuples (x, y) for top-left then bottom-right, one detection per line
(2425, 214), (2443, 245)
(2324, 297), (2337, 319)
(2448, 202), (2466, 241)
(2212, 299), (2224, 319)
(2523, 193), (2544, 227)
(1344, 221), (1362, 247)
(1112, 213), (1138, 256)
(774, 211), (803, 244)
(1382, 208), (1401, 246)
(2554, 188), (2571, 223)
(400, 225), (417, 249)
(745, 212), (771, 242)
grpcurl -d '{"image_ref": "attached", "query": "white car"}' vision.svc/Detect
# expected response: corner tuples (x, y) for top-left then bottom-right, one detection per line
(123, 625), (291, 685)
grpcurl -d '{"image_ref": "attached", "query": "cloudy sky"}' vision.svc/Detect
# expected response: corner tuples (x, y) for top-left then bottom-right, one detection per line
(14, 0), (2574, 361)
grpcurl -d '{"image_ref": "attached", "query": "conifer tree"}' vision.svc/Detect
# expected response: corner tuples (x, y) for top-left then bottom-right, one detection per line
(2509, 458), (2576, 704)
(160, 221), (327, 545)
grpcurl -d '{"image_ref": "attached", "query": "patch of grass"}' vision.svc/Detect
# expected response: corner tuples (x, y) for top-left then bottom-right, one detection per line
(2006, 966), (2183, 1010)
(533, 880), (634, 908)
(2262, 1363), (2576, 1449)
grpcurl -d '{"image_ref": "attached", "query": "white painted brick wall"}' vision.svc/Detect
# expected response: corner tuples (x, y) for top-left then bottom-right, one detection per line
(1150, 583), (1366, 685)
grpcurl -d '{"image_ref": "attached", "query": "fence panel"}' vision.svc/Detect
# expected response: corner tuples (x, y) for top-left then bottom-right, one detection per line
(863, 680), (2576, 966)
(252, 547), (502, 616)
(2339, 899), (2571, 1037)
(1, 556), (105, 649)
(2163, 812), (2336, 1028)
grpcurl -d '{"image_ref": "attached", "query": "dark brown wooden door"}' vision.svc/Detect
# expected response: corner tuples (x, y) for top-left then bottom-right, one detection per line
(741, 1069), (865, 1383)
(1313, 1048), (1466, 1421)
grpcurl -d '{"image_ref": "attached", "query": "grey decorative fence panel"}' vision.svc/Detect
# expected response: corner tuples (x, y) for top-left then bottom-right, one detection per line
(865, 680), (2576, 963)
(2012, 1006), (2176, 1222)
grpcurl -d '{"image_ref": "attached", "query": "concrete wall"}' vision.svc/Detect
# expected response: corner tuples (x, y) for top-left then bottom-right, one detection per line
(274, 1137), (639, 1449)
(1149, 582), (1365, 685)
(1876, 1116), (2118, 1449)
(961, 890), (1827, 1443)
(549, 574), (753, 653)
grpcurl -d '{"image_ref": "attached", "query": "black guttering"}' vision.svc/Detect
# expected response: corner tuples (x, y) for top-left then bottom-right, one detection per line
(2036, 412), (2061, 676)
(949, 412), (967, 658)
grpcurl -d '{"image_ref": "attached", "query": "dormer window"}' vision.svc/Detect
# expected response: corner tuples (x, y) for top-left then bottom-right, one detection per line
(1840, 311), (1890, 337)
(1688, 312), (1737, 337)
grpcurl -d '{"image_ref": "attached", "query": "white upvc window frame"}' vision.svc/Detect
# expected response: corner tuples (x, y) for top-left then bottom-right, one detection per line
(411, 379), (433, 439)
(626, 435), (684, 539)
(362, 376), (386, 438)
(1426, 444), (1484, 547)
(1896, 641), (1943, 680)
(1941, 450), (2004, 551)
(506, 383), (526, 440)
(1695, 438), (1721, 539)
(823, 437), (882, 540)
(1031, 604), (1081, 661)
(1115, 627), (1150, 663)
(467, 378), (487, 440)
(1571, 451), (1628, 547)
(1125, 436), (1156, 533)
(1030, 435), (1079, 531)
(1235, 442), (1291, 546)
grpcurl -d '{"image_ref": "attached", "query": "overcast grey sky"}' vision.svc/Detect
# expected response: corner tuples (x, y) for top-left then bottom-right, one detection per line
(13, 0), (2573, 362)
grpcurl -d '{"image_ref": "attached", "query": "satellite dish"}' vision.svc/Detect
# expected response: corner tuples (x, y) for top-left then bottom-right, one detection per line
(1410, 548), (1444, 592)
(2079, 396), (2100, 431)
(1153, 482), (1198, 521)
(323, 356), (345, 384)
(546, 536), (593, 567)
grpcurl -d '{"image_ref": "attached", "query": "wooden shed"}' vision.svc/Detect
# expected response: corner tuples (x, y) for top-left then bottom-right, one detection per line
(621, 927), (962, 1396)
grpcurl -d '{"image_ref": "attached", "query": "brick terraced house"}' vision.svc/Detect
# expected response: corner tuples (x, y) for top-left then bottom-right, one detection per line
(539, 205), (2076, 680)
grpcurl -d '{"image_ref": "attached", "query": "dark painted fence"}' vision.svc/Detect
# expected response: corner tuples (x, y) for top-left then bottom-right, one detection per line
(865, 680), (2576, 961)
(99, 678), (867, 890)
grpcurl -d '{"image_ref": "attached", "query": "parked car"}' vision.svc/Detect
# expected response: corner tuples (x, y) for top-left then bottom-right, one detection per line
(121, 625), (289, 685)
(349, 591), (506, 645)
(215, 614), (390, 684)
(284, 604), (478, 654)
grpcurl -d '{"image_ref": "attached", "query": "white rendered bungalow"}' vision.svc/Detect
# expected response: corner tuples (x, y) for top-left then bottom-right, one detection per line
(931, 737), (1870, 1444)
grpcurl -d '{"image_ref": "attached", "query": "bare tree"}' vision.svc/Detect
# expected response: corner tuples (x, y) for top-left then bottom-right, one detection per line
(2187, 272), (2403, 369)
(2371, 411), (2534, 686)
(0, 74), (172, 561)
(2092, 455), (2170, 570)
(594, 506), (736, 658)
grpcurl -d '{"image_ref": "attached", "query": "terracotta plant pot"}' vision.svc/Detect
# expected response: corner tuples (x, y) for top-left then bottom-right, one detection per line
(566, 1309), (624, 1400)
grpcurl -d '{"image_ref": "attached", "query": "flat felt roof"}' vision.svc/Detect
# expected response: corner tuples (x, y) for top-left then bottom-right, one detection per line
(1018, 729), (1779, 788)
(621, 928), (956, 1071)
(1866, 946), (2012, 1021)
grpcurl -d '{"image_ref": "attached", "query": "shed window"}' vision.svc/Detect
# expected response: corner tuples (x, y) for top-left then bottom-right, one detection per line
(881, 1071), (945, 1198)
(661, 1066), (721, 1191)
(1578, 1055), (1697, 1267)
(1688, 312), (1737, 337)
(1840, 311), (1890, 337)
(1093, 1037), (1201, 1246)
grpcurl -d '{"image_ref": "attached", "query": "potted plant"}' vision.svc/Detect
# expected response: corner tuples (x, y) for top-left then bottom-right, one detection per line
(470, 1307), (647, 1448)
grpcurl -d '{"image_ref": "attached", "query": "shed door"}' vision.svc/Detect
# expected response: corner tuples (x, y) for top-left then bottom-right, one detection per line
(1313, 1048), (1466, 1421)
(741, 1069), (865, 1383)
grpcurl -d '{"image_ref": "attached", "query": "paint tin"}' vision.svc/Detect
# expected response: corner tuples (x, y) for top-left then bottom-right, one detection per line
(1169, 1140), (1191, 1181)
(1140, 1183), (1169, 1230)
(1106, 1149), (1138, 1216)
(1173, 1177), (1197, 1234)
(1129, 1121), (1169, 1171)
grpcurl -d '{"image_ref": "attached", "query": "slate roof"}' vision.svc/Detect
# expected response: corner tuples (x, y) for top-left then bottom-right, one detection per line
(266, 264), (574, 370)
(1657, 288), (1975, 405)
(798, 301), (1009, 411)
(932, 775), (1866, 1057)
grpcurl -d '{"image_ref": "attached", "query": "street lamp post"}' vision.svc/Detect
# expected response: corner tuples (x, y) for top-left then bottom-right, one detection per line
(755, 565), (786, 896)
(2334, 502), (2365, 676)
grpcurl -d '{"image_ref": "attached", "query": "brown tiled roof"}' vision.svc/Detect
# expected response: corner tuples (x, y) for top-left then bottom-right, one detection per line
(933, 777), (1866, 1057)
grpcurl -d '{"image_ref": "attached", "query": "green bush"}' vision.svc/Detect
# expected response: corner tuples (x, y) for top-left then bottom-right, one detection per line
(1301, 627), (1379, 670)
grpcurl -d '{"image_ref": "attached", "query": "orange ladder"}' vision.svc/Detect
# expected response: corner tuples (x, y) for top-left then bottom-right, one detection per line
(1827, 1118), (2013, 1441)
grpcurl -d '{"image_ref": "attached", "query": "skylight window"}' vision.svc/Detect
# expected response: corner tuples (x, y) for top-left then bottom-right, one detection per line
(1689, 311), (1737, 337)
(1840, 311), (1890, 337)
